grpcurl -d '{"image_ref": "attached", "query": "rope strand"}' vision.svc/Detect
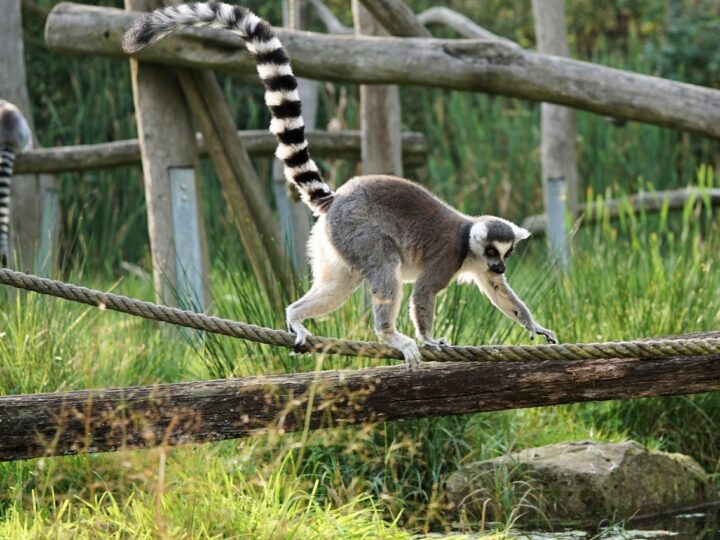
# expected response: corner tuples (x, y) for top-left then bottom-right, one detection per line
(1, 268), (720, 363)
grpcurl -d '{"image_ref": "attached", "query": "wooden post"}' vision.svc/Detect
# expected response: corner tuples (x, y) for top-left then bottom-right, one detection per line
(0, 0), (59, 273)
(273, 0), (314, 275)
(176, 68), (294, 308)
(352, 0), (404, 177)
(125, 0), (210, 309)
(532, 0), (579, 265)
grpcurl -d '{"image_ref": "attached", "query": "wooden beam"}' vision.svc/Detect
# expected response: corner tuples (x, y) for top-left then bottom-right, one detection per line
(522, 187), (720, 234)
(13, 131), (427, 175)
(45, 2), (720, 141)
(1, 346), (719, 462)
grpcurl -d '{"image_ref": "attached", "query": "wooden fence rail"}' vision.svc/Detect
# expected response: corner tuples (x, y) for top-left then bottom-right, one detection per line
(522, 187), (720, 234)
(46, 2), (720, 141)
(14, 130), (427, 175)
(2, 335), (720, 462)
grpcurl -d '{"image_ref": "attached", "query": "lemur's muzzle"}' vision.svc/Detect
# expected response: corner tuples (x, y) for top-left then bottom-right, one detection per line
(490, 263), (505, 275)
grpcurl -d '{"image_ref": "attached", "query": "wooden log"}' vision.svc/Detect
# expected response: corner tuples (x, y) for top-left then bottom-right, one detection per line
(176, 68), (293, 307)
(13, 131), (428, 175)
(352, 0), (404, 177)
(2, 0), (59, 272)
(45, 3), (720, 141)
(522, 187), (720, 234)
(126, 0), (211, 309)
(1, 346), (719, 462)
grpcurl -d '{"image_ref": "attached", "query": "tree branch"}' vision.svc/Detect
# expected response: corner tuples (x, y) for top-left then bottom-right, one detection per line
(307, 0), (351, 34)
(417, 6), (516, 46)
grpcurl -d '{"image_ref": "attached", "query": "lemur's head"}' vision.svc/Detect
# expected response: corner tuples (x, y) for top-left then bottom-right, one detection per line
(469, 217), (530, 275)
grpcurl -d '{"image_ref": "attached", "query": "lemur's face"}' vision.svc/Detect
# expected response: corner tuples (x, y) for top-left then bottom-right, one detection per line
(481, 240), (513, 274)
(469, 219), (530, 275)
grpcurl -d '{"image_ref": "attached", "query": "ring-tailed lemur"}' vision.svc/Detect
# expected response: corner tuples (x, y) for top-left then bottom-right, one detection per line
(0, 100), (32, 268)
(122, 2), (557, 370)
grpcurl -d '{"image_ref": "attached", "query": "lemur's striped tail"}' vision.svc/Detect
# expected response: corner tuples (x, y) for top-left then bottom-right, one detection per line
(0, 146), (15, 266)
(122, 2), (334, 214)
(0, 99), (31, 268)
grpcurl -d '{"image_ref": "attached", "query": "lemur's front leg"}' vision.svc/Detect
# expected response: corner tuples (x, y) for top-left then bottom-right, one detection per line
(410, 275), (450, 351)
(476, 272), (557, 344)
(366, 264), (422, 370)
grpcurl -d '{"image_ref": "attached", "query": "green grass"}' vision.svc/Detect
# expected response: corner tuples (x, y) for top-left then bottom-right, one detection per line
(1, 196), (719, 536)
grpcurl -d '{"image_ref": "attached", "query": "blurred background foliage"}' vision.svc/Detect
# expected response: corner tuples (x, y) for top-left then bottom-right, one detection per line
(21, 0), (720, 275)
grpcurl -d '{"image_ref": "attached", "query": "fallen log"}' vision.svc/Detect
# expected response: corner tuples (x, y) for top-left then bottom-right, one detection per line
(45, 2), (720, 140)
(14, 130), (428, 174)
(1, 342), (719, 462)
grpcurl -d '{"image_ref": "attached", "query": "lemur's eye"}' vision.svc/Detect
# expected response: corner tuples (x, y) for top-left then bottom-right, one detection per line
(485, 247), (498, 257)
(505, 247), (514, 258)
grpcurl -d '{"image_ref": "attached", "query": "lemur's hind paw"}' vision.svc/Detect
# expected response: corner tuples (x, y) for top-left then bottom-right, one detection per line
(422, 337), (450, 352)
(402, 342), (423, 371)
(287, 321), (312, 354)
(382, 332), (423, 371)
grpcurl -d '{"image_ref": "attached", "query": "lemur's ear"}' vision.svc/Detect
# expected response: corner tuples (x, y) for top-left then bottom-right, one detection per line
(513, 225), (531, 242)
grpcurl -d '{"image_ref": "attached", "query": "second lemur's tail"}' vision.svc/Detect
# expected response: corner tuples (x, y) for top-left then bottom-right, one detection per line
(0, 146), (15, 266)
(122, 2), (334, 214)
(0, 100), (32, 267)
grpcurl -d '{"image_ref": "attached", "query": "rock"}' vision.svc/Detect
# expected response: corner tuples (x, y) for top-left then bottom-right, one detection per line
(446, 441), (718, 527)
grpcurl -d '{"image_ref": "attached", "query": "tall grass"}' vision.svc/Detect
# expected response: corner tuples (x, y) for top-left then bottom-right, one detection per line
(2, 193), (719, 534)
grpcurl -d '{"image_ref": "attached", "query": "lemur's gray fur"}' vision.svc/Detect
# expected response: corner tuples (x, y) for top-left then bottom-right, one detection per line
(122, 2), (557, 369)
(0, 100), (32, 267)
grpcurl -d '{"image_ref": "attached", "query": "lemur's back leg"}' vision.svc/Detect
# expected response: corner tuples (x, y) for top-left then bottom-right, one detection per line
(286, 227), (361, 347)
(364, 259), (422, 370)
(286, 271), (360, 346)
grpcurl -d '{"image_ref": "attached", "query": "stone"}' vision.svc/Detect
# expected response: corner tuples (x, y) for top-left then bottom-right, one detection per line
(446, 441), (718, 527)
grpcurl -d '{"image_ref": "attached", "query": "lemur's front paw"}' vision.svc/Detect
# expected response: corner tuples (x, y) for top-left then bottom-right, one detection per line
(527, 323), (557, 344)
(287, 321), (312, 353)
(422, 337), (450, 352)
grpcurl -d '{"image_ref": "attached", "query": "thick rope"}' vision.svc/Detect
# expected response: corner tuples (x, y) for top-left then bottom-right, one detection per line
(1, 268), (720, 363)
